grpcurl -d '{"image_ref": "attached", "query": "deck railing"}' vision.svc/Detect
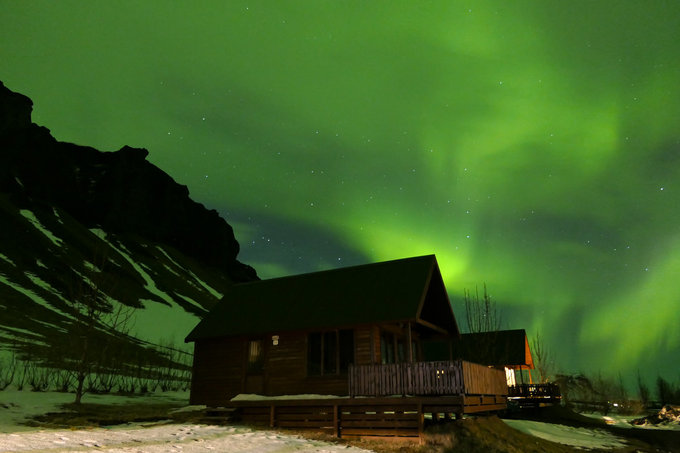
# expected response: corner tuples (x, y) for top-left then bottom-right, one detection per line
(508, 383), (561, 399)
(348, 360), (507, 398)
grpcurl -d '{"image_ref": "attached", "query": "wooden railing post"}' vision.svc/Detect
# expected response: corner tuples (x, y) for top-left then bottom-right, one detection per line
(333, 404), (339, 437)
(269, 404), (276, 428)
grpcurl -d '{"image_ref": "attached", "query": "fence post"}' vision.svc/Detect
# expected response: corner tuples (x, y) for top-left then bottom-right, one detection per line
(269, 405), (276, 428)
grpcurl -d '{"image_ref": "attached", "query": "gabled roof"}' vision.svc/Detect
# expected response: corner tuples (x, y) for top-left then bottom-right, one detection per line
(185, 254), (459, 342)
(452, 329), (534, 369)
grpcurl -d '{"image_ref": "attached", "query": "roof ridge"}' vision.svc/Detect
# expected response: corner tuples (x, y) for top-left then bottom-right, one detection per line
(232, 254), (437, 287)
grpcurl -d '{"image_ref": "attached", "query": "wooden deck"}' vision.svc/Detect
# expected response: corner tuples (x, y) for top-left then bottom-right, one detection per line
(220, 361), (509, 440)
(230, 394), (507, 439)
(228, 360), (508, 439)
(348, 359), (507, 398)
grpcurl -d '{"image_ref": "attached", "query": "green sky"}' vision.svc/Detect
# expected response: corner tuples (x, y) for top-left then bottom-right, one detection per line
(2, 0), (679, 383)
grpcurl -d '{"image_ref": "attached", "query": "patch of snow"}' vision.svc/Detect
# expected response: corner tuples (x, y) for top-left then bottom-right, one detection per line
(0, 325), (43, 338)
(52, 208), (63, 224)
(162, 263), (181, 277)
(23, 272), (75, 320)
(133, 299), (198, 346)
(101, 236), (175, 306)
(0, 325), (45, 344)
(631, 405), (680, 429)
(231, 393), (348, 401)
(0, 390), (189, 433)
(173, 292), (204, 312)
(89, 228), (107, 240)
(154, 246), (184, 272)
(156, 246), (223, 299)
(82, 260), (98, 272)
(30, 318), (66, 334)
(503, 419), (628, 450)
(87, 229), (199, 347)
(0, 274), (73, 320)
(187, 269), (223, 299)
(0, 391), (372, 452)
(580, 412), (637, 428)
(0, 423), (373, 452)
(168, 405), (207, 414)
(0, 254), (15, 267)
(19, 210), (63, 247)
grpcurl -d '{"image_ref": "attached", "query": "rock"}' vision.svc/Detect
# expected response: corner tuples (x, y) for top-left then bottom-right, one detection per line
(631, 405), (680, 426)
(0, 80), (256, 281)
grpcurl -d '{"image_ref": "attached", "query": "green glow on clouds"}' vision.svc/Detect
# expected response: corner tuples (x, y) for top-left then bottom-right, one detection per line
(1, 0), (679, 381)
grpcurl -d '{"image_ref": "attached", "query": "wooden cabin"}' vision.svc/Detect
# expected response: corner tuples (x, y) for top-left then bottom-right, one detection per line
(185, 255), (510, 438)
(185, 255), (465, 404)
(450, 329), (560, 406)
(451, 329), (534, 385)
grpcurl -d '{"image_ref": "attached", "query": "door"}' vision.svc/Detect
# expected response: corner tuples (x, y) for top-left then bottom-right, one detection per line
(244, 339), (264, 394)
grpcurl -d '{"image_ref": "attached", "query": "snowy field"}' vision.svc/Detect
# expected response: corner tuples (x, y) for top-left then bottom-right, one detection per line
(502, 419), (628, 450)
(0, 389), (372, 452)
(0, 423), (374, 452)
(2, 388), (679, 452)
(0, 390), (190, 433)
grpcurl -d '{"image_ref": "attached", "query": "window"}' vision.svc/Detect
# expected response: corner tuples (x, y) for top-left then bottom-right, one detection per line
(307, 333), (322, 376)
(381, 333), (395, 364)
(380, 331), (411, 364)
(247, 339), (264, 374)
(307, 329), (354, 376)
(338, 329), (354, 373)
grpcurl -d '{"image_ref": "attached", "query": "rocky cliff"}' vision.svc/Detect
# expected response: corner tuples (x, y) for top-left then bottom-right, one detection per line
(0, 81), (256, 371)
(0, 81), (256, 282)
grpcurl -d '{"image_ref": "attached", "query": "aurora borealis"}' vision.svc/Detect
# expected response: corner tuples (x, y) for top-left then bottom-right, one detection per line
(1, 1), (679, 384)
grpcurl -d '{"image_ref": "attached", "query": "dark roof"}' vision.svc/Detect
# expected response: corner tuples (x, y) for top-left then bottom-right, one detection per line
(452, 329), (534, 369)
(185, 255), (459, 342)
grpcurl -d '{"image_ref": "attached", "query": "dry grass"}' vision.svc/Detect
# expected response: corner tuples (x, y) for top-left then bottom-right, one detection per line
(288, 416), (578, 453)
(294, 411), (678, 453)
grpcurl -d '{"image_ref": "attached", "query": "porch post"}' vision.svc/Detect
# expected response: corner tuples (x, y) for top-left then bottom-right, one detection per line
(407, 322), (413, 362)
(370, 325), (376, 364)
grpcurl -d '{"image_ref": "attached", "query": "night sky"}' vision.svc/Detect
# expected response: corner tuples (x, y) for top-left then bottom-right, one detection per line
(2, 1), (679, 384)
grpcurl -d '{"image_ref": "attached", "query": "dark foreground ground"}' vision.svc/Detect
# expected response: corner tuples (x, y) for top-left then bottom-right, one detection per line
(28, 403), (680, 453)
(499, 405), (680, 453)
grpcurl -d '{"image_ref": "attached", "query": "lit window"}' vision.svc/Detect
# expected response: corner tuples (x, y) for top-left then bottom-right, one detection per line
(247, 339), (264, 374)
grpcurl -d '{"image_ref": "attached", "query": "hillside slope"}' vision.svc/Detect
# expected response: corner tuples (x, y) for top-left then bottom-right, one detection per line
(0, 81), (257, 369)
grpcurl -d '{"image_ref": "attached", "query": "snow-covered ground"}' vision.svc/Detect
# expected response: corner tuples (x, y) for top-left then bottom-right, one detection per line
(0, 389), (190, 433)
(0, 423), (374, 452)
(0, 389), (372, 452)
(581, 409), (680, 431)
(502, 419), (628, 450)
(3, 388), (679, 452)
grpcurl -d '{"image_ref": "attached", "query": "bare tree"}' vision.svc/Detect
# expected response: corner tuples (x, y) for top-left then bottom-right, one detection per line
(0, 350), (17, 390)
(65, 252), (136, 404)
(70, 297), (135, 403)
(531, 330), (554, 383)
(555, 373), (595, 408)
(656, 375), (679, 406)
(459, 284), (505, 375)
(635, 370), (649, 408)
(464, 284), (501, 333)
